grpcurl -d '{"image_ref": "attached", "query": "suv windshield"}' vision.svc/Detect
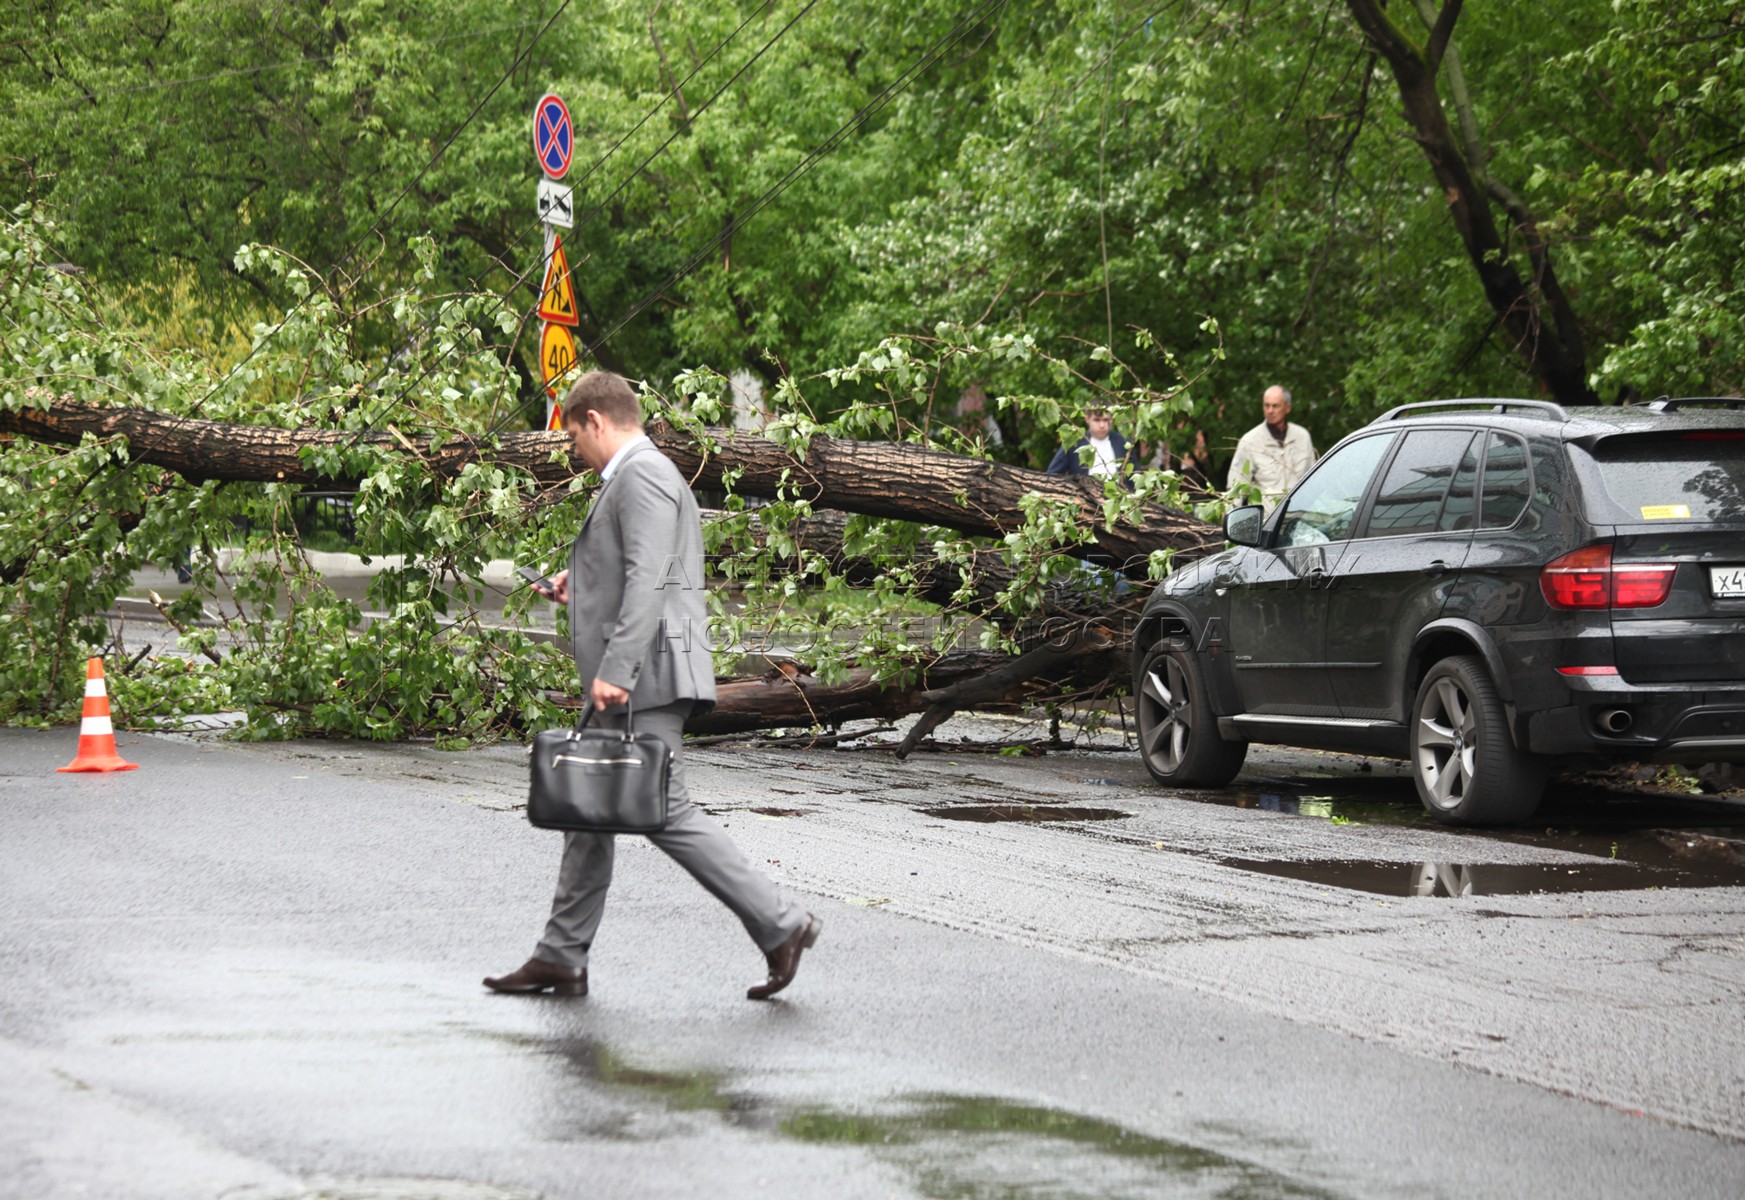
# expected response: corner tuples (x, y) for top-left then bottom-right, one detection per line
(1593, 435), (1745, 522)
(1276, 433), (1394, 547)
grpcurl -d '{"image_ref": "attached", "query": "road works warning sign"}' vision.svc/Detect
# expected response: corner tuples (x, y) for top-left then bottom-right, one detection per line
(537, 236), (579, 327)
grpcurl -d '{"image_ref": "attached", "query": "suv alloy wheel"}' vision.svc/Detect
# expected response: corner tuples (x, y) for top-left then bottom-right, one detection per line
(1411, 656), (1546, 825)
(1136, 642), (1247, 787)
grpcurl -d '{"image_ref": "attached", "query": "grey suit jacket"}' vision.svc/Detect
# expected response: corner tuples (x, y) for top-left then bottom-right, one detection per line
(566, 440), (716, 713)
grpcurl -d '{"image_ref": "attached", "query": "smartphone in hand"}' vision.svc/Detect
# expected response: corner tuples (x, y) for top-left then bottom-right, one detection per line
(516, 565), (554, 596)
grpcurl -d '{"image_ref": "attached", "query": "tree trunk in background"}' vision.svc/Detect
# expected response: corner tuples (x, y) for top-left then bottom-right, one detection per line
(1343, 0), (1597, 406)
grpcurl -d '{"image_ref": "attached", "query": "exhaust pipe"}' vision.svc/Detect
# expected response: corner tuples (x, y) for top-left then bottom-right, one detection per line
(1596, 708), (1633, 734)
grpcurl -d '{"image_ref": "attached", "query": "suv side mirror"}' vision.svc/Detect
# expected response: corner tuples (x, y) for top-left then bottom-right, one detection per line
(1224, 505), (1265, 546)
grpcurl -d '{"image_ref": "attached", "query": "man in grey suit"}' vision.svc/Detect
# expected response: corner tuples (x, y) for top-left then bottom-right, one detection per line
(485, 370), (820, 1000)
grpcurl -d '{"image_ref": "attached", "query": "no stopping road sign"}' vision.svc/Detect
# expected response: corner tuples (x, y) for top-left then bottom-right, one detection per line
(533, 92), (573, 180)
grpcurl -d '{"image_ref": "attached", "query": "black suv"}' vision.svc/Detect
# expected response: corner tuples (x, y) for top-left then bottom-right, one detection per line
(1133, 399), (1745, 825)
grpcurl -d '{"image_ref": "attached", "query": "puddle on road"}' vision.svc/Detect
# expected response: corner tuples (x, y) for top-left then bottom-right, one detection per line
(926, 804), (1132, 823)
(783, 1094), (1338, 1200)
(544, 1043), (1335, 1200)
(1213, 789), (1430, 827)
(906, 783), (1743, 893)
(1169, 776), (1745, 897)
(1219, 857), (1745, 897)
(551, 1041), (739, 1117)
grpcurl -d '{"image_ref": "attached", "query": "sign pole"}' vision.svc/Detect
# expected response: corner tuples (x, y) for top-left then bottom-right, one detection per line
(541, 224), (556, 431)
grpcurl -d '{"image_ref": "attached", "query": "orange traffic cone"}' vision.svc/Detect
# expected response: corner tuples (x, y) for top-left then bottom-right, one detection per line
(57, 658), (139, 773)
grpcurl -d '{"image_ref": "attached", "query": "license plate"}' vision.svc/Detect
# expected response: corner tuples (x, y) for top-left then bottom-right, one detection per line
(1711, 566), (1745, 598)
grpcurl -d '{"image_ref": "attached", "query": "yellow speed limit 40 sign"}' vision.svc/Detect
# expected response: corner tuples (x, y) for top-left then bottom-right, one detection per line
(540, 322), (578, 399)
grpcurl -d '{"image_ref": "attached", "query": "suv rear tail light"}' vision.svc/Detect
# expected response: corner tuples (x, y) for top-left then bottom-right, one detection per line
(1541, 544), (1675, 609)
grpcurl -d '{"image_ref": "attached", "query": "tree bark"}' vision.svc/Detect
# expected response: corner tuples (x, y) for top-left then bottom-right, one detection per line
(641, 646), (1120, 736)
(1344, 0), (1596, 406)
(0, 397), (1222, 567)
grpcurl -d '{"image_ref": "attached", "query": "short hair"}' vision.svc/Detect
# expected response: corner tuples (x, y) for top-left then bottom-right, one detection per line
(1266, 385), (1292, 406)
(562, 370), (643, 429)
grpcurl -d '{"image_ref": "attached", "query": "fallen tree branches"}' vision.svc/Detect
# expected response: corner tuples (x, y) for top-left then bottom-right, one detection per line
(0, 397), (1221, 566)
(3, 396), (1215, 736)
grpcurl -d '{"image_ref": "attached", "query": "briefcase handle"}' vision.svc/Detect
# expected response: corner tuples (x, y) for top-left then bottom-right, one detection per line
(573, 695), (637, 742)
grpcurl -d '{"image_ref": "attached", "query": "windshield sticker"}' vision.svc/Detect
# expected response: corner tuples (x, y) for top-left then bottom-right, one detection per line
(1641, 504), (1692, 520)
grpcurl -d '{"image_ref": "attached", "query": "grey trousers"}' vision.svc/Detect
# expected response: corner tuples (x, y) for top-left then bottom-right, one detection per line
(535, 701), (805, 969)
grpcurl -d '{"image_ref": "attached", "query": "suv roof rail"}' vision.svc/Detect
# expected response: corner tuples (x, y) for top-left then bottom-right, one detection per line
(1642, 396), (1745, 412)
(1372, 398), (1569, 424)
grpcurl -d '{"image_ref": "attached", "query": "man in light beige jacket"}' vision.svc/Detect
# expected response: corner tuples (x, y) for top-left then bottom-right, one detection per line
(1227, 385), (1316, 512)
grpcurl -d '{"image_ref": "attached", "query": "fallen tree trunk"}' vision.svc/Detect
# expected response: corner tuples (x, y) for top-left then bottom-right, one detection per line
(0, 398), (1221, 566)
(546, 646), (1125, 736)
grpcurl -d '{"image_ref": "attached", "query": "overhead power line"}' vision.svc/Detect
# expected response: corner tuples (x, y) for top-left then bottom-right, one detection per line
(182, 0), (575, 421)
(581, 0), (1014, 366)
(349, 0), (823, 437)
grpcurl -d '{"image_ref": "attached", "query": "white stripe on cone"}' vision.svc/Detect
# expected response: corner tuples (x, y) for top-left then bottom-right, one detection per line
(80, 715), (114, 736)
(85, 678), (106, 697)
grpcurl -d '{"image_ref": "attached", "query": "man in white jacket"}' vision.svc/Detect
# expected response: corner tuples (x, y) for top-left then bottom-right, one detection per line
(1227, 385), (1316, 511)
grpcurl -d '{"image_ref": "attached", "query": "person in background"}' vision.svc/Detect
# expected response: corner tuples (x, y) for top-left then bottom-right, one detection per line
(1227, 385), (1315, 511)
(1176, 428), (1218, 497)
(1046, 407), (1136, 481)
(956, 383), (1005, 447)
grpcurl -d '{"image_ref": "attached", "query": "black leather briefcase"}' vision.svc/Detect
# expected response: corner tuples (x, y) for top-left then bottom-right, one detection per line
(528, 701), (671, 834)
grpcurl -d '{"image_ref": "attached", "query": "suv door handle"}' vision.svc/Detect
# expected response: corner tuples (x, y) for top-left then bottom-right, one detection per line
(1423, 559), (1449, 578)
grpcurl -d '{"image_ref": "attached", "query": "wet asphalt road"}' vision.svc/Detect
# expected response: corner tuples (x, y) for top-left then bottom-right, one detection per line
(3, 721), (1744, 1200)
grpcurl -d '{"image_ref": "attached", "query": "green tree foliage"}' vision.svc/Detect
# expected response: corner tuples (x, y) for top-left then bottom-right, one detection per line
(1537, 1), (1745, 399)
(6, 1), (1741, 449)
(1, 210), (570, 736)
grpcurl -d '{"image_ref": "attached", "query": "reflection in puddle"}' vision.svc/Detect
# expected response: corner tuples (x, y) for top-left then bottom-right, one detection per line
(926, 805), (1132, 823)
(1216, 789), (1431, 827)
(1221, 818), (1745, 897)
(1216, 857), (1739, 897)
(551, 1041), (735, 1114)
(1172, 777), (1745, 897)
(548, 1042), (1335, 1197)
(784, 1094), (1338, 1199)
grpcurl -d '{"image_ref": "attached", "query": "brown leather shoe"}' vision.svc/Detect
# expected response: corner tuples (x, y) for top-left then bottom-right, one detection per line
(483, 957), (588, 996)
(747, 914), (821, 1000)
